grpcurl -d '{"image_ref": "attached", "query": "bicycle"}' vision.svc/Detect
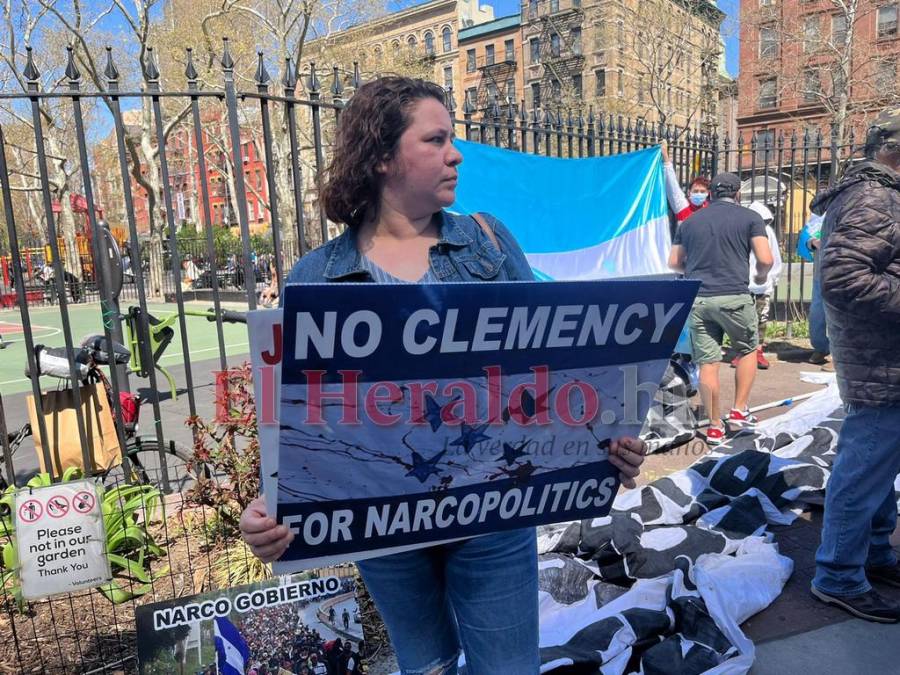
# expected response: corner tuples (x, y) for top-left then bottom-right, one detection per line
(0, 337), (204, 493)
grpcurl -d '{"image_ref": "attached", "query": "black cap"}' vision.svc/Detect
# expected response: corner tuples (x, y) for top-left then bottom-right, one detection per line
(866, 106), (900, 150)
(710, 172), (741, 197)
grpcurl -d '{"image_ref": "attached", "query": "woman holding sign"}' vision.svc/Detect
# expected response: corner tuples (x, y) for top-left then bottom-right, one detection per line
(240, 76), (646, 674)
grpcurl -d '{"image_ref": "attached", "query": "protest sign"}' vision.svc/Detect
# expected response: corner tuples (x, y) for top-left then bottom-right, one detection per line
(135, 573), (351, 674)
(273, 279), (698, 572)
(15, 479), (111, 599)
(248, 308), (283, 516)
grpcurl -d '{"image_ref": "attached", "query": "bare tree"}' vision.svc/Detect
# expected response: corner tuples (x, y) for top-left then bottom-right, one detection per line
(747, 0), (900, 143)
(620, 0), (723, 134)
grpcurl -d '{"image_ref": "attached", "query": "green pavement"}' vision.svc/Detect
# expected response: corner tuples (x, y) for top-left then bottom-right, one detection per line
(0, 300), (252, 396)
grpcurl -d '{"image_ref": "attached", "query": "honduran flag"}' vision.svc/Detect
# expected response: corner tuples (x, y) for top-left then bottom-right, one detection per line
(213, 617), (250, 675)
(450, 140), (670, 281)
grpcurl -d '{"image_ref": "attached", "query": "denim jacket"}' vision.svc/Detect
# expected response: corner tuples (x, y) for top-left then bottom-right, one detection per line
(285, 211), (534, 284)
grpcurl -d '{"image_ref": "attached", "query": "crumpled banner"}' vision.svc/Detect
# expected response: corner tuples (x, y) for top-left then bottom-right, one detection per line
(526, 379), (845, 674)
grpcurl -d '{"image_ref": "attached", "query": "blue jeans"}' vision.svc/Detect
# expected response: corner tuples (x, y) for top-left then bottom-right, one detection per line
(813, 404), (900, 596)
(357, 528), (540, 674)
(809, 259), (830, 354)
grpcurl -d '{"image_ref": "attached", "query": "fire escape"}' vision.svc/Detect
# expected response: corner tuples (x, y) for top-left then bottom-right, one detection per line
(524, 0), (585, 110)
(474, 49), (518, 113)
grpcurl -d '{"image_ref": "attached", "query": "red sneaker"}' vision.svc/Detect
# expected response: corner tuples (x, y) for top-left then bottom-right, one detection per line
(728, 408), (759, 428)
(705, 426), (725, 445)
(756, 347), (770, 370)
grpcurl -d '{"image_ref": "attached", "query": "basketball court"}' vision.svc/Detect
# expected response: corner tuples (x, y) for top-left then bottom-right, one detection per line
(0, 300), (253, 396)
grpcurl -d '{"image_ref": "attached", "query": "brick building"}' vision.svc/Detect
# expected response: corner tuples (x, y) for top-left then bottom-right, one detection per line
(458, 14), (523, 115)
(737, 0), (900, 143)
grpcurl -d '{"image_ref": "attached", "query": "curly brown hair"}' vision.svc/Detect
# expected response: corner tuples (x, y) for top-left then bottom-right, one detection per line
(320, 76), (448, 228)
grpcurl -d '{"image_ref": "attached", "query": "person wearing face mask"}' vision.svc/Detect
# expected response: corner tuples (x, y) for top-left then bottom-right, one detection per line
(661, 141), (709, 223)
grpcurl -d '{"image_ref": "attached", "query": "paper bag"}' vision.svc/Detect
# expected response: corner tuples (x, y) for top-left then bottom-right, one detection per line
(26, 384), (123, 475)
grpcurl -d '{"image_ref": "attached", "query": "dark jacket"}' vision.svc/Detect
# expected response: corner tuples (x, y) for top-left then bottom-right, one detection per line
(811, 160), (900, 406)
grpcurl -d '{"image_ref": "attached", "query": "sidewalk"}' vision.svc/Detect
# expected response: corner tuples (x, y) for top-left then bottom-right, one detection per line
(641, 345), (900, 674)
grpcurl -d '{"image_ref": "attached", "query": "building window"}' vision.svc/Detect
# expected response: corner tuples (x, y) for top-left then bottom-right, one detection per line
(531, 82), (541, 109)
(803, 15), (820, 52)
(424, 32), (435, 55)
(876, 58), (897, 91)
(528, 0), (538, 19)
(572, 74), (582, 98)
(758, 77), (777, 109)
(831, 14), (847, 47)
(443, 65), (453, 90)
(803, 68), (821, 103)
(530, 38), (540, 64)
(595, 69), (606, 96)
(572, 27), (582, 55)
(466, 49), (476, 72)
(759, 25), (778, 58)
(465, 87), (477, 109)
(756, 129), (775, 163)
(442, 27), (452, 52)
(551, 78), (561, 100)
(878, 5), (898, 38)
(485, 44), (495, 65)
(550, 33), (560, 58)
(760, 0), (774, 6)
(617, 21), (624, 53)
(392, 41), (400, 59)
(407, 36), (417, 55)
(487, 82), (499, 103)
(506, 78), (516, 101)
(617, 69), (624, 97)
(637, 76), (644, 103)
(505, 39), (515, 62)
(550, 0), (559, 12)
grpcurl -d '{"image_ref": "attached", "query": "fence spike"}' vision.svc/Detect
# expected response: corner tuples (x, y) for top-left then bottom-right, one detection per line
(446, 86), (456, 113)
(577, 111), (584, 130)
(566, 108), (574, 128)
(254, 51), (270, 88)
(103, 46), (119, 86)
(23, 45), (40, 85)
(531, 107), (539, 124)
(282, 56), (297, 94)
(221, 37), (235, 72)
(331, 66), (344, 97)
(351, 61), (361, 89)
(490, 98), (501, 119)
(789, 128), (797, 149)
(65, 45), (81, 85)
(777, 130), (785, 148)
(520, 100), (528, 124)
(307, 62), (321, 94)
(144, 46), (160, 83)
(463, 91), (474, 115)
(587, 105), (594, 126)
(185, 47), (199, 84)
(506, 102), (515, 122)
(543, 109), (553, 126)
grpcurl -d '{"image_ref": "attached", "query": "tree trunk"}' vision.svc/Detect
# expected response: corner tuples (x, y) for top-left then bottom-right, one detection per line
(148, 230), (165, 298)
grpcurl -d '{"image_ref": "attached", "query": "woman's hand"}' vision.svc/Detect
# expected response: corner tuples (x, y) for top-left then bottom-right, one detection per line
(660, 140), (670, 164)
(240, 496), (294, 562)
(608, 436), (647, 490)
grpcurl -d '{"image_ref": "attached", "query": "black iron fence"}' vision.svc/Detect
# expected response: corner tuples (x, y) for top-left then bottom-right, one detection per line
(0, 39), (862, 672)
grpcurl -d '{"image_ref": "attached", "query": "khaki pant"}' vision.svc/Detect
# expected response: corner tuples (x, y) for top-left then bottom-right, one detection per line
(689, 294), (759, 365)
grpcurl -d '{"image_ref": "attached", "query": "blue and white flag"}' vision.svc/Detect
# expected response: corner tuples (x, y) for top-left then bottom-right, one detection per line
(213, 617), (250, 675)
(450, 140), (670, 280)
